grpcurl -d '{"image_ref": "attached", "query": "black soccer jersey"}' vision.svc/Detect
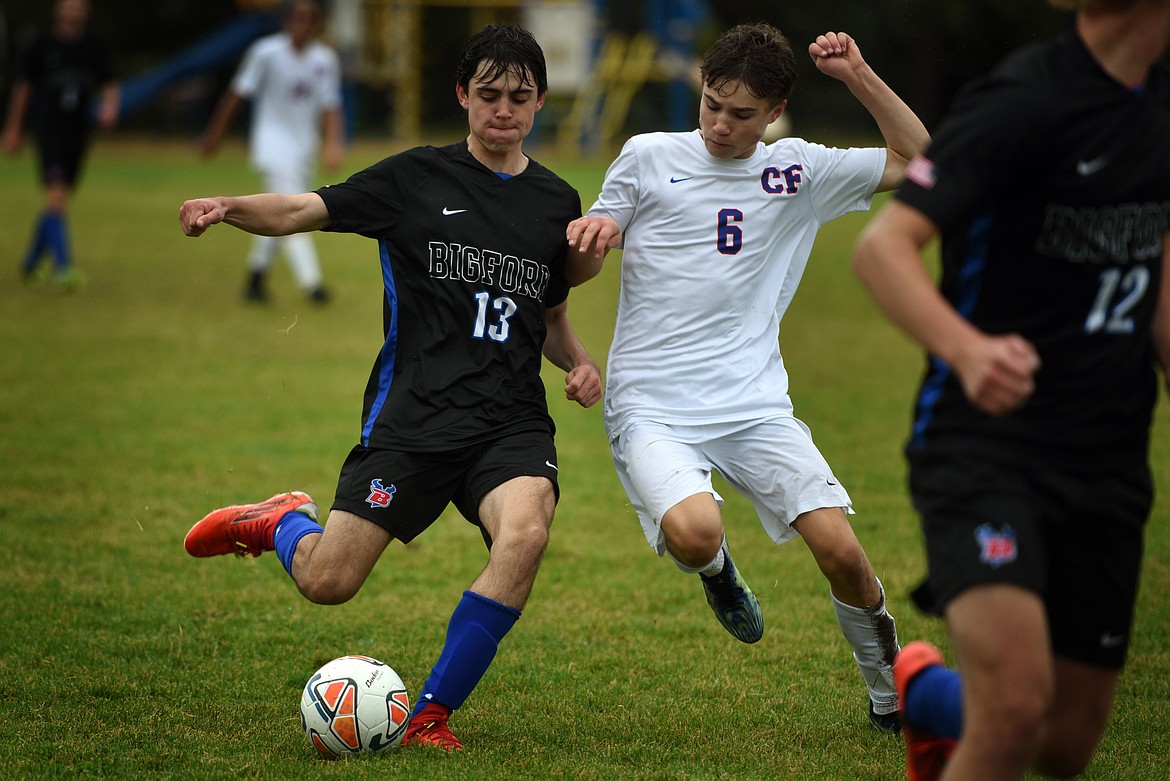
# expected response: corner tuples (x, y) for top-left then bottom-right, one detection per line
(18, 31), (112, 139)
(896, 30), (1170, 461)
(317, 141), (581, 451)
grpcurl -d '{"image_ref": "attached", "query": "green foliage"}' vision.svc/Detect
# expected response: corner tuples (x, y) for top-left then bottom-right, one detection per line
(0, 140), (1167, 780)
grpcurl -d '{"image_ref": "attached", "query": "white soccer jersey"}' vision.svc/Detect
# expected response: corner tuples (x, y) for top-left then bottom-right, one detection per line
(231, 33), (341, 172)
(590, 129), (884, 436)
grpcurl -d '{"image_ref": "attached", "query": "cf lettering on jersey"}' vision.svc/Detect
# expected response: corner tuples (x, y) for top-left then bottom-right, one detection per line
(761, 164), (803, 195)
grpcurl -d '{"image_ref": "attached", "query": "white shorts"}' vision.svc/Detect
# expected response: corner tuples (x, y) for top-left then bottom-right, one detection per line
(610, 417), (853, 555)
(258, 165), (312, 196)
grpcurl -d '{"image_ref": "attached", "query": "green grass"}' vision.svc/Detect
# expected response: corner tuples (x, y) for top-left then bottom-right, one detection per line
(1, 138), (1168, 780)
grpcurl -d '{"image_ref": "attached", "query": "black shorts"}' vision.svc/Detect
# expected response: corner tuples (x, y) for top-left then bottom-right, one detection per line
(907, 447), (1151, 669)
(36, 128), (89, 188)
(331, 429), (559, 545)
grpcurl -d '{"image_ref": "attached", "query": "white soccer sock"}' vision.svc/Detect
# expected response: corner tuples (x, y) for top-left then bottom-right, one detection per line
(832, 578), (899, 714)
(247, 234), (279, 273)
(668, 536), (727, 576)
(282, 233), (324, 291)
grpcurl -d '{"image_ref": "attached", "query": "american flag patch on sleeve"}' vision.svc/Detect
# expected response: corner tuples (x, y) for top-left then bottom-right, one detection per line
(905, 155), (937, 189)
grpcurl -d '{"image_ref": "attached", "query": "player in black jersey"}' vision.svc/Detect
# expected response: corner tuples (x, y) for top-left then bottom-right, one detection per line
(179, 25), (601, 750)
(854, 1), (1170, 779)
(3, 0), (118, 289)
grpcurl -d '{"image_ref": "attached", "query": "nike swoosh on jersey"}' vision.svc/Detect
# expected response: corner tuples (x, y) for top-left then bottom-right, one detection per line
(1076, 157), (1108, 176)
(442, 207), (468, 215)
(1099, 632), (1126, 648)
(669, 176), (694, 184)
(545, 460), (559, 471)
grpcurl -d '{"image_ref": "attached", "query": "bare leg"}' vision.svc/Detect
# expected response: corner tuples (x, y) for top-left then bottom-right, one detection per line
(941, 585), (1052, 780)
(1033, 659), (1118, 778)
(472, 475), (556, 609)
(660, 492), (725, 568)
(290, 509), (392, 604)
(793, 506), (882, 607)
(795, 507), (897, 716)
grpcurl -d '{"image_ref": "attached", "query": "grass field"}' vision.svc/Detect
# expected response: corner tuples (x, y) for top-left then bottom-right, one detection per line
(1, 138), (1167, 780)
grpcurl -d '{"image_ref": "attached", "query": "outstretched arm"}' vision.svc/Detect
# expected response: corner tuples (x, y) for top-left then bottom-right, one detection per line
(178, 192), (331, 238)
(809, 32), (929, 192)
(853, 200), (1039, 416)
(542, 299), (602, 408)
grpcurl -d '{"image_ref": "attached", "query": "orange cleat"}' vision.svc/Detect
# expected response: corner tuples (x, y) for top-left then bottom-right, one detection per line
(894, 641), (957, 781)
(184, 491), (317, 558)
(402, 703), (463, 751)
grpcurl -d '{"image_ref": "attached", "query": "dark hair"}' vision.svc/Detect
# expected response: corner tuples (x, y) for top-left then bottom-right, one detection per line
(282, 0), (321, 19)
(700, 23), (798, 104)
(456, 24), (549, 96)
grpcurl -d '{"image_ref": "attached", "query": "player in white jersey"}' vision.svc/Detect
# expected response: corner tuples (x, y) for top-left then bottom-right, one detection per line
(566, 23), (929, 732)
(201, 0), (343, 303)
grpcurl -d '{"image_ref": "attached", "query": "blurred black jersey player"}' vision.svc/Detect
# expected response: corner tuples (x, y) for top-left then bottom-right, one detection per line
(854, 2), (1170, 779)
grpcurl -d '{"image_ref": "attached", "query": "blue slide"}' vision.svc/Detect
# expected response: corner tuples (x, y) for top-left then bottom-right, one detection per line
(116, 13), (279, 116)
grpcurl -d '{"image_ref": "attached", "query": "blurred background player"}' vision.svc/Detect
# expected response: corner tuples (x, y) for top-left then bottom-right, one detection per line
(200, 0), (343, 304)
(853, 0), (1170, 778)
(3, 0), (118, 290)
(180, 24), (602, 750)
(566, 23), (928, 732)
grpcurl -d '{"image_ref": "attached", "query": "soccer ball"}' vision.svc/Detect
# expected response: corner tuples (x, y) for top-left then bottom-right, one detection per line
(299, 655), (411, 758)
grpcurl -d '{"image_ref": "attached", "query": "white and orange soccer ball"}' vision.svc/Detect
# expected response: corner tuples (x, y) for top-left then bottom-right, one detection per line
(299, 655), (411, 758)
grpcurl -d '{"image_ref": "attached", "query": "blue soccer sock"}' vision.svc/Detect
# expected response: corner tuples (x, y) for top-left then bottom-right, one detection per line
(22, 212), (51, 272)
(904, 664), (964, 739)
(272, 510), (323, 577)
(43, 212), (71, 271)
(411, 590), (521, 717)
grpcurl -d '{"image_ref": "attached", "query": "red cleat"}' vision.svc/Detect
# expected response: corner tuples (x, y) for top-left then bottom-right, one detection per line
(402, 703), (463, 751)
(184, 491), (317, 558)
(894, 641), (957, 781)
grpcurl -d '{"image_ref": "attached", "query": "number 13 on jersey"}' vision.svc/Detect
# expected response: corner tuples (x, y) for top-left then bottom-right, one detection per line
(472, 291), (517, 342)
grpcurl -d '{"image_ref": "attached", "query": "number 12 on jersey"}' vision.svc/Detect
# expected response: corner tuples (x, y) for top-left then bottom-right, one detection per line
(1084, 266), (1148, 335)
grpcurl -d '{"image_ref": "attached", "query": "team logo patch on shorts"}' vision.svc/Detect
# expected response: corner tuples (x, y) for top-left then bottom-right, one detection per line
(366, 479), (397, 508)
(974, 522), (1017, 568)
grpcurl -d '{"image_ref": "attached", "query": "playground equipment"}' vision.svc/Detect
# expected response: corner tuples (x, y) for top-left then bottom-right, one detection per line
(111, 0), (707, 152)
(356, 0), (524, 141)
(352, 0), (705, 149)
(116, 13), (279, 117)
(556, 31), (657, 155)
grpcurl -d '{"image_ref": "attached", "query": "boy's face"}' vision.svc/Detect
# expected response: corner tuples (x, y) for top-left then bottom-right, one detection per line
(55, 0), (90, 30)
(698, 80), (786, 160)
(457, 60), (545, 155)
(286, 3), (321, 48)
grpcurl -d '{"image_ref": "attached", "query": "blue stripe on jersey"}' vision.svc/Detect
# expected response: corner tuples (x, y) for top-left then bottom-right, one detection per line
(911, 212), (993, 447)
(361, 239), (401, 446)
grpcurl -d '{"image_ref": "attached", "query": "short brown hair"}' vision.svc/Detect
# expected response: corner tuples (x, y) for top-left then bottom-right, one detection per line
(700, 23), (798, 105)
